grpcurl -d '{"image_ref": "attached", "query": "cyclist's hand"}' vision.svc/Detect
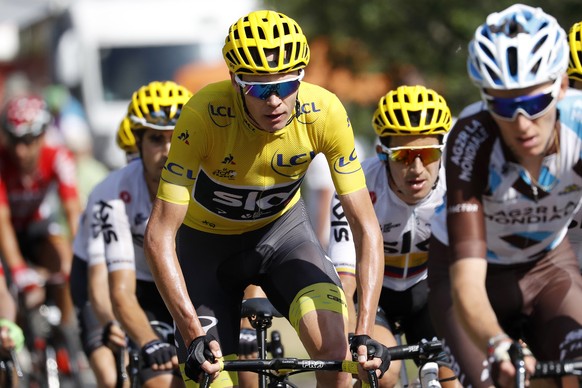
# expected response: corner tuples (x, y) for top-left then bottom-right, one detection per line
(185, 334), (222, 382)
(11, 264), (44, 293)
(0, 319), (24, 354)
(141, 339), (178, 371)
(238, 328), (258, 358)
(102, 320), (126, 351)
(489, 339), (535, 387)
(350, 334), (391, 378)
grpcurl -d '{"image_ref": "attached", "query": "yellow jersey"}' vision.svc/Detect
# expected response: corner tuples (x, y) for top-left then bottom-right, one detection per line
(157, 80), (365, 234)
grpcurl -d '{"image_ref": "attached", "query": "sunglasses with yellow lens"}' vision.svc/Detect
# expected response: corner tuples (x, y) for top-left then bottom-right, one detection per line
(378, 144), (444, 165)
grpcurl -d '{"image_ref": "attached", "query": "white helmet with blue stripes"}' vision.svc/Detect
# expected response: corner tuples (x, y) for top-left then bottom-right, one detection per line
(467, 4), (568, 90)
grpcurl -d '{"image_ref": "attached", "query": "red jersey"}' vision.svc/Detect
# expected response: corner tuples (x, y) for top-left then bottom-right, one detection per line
(0, 144), (79, 232)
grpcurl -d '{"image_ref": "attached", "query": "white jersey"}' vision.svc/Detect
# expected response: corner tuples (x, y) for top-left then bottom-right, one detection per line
(432, 89), (582, 265)
(328, 156), (446, 291)
(72, 159), (154, 281)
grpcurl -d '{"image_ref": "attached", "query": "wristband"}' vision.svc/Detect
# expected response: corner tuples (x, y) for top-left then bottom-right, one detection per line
(487, 333), (509, 354)
(0, 319), (25, 352)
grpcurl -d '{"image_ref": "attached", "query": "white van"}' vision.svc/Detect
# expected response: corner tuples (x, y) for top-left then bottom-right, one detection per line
(54, 0), (259, 168)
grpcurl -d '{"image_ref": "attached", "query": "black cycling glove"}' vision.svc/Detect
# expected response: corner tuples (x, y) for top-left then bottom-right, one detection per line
(140, 339), (176, 367)
(102, 320), (122, 349)
(239, 328), (258, 356)
(184, 334), (216, 381)
(350, 334), (391, 378)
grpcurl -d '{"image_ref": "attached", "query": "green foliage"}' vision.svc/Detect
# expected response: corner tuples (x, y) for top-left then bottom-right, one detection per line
(264, 0), (582, 130)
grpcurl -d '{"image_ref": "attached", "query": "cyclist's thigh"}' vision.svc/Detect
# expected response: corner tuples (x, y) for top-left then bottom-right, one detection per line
(522, 240), (582, 360)
(70, 255), (88, 309)
(256, 203), (344, 331)
(403, 283), (438, 345)
(259, 201), (340, 300)
(428, 237), (492, 388)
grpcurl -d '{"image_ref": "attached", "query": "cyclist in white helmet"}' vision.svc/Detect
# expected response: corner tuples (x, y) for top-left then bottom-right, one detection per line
(428, 4), (582, 388)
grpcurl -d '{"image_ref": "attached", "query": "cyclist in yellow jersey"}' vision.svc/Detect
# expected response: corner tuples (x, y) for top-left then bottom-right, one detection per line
(567, 21), (582, 90)
(144, 10), (386, 387)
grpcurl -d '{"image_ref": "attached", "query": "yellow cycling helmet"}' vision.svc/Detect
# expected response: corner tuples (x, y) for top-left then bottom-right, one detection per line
(372, 85), (452, 137)
(568, 21), (582, 82)
(222, 10), (310, 75)
(127, 81), (192, 131)
(116, 117), (138, 154)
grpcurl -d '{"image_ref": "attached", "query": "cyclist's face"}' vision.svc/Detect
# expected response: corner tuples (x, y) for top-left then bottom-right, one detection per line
(139, 128), (173, 190)
(486, 75), (567, 161)
(7, 133), (44, 173)
(234, 72), (300, 133)
(381, 135), (442, 205)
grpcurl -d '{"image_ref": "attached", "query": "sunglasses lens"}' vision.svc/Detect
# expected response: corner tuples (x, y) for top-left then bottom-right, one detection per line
(388, 148), (442, 165)
(8, 134), (39, 145)
(487, 92), (555, 120)
(244, 80), (301, 100)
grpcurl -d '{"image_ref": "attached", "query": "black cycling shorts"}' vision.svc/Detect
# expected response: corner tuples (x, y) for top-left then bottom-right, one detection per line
(174, 200), (341, 360)
(70, 256), (103, 356)
(377, 279), (437, 347)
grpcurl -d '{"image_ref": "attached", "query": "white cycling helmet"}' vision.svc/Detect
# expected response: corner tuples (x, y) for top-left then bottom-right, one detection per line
(467, 4), (568, 90)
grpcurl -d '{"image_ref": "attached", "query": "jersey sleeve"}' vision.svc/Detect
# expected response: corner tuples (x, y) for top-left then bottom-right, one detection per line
(86, 197), (136, 272)
(83, 196), (105, 267)
(327, 192), (356, 276)
(444, 116), (490, 262)
(158, 103), (205, 205)
(320, 95), (366, 196)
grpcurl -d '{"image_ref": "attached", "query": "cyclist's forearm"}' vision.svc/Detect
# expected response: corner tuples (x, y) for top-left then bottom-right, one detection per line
(451, 258), (504, 353)
(338, 189), (383, 334)
(0, 207), (26, 268)
(353, 235), (383, 335)
(144, 199), (206, 344)
(111, 292), (158, 347)
(88, 263), (116, 325)
(0, 282), (16, 321)
(150, 252), (204, 344)
(339, 274), (357, 332)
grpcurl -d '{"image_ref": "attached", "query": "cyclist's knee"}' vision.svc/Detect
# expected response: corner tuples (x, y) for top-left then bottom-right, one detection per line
(89, 347), (121, 388)
(377, 359), (400, 388)
(143, 373), (184, 388)
(299, 311), (348, 360)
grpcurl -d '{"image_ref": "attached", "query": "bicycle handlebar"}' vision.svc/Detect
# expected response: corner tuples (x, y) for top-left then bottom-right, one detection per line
(200, 358), (378, 388)
(533, 360), (582, 377)
(198, 339), (443, 388)
(508, 341), (582, 388)
(383, 339), (443, 360)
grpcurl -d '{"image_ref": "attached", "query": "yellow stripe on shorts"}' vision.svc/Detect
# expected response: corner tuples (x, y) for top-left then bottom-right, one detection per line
(289, 282), (348, 333)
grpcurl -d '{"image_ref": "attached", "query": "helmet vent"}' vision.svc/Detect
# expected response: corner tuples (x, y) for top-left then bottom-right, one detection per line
(507, 47), (518, 77)
(532, 35), (547, 55)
